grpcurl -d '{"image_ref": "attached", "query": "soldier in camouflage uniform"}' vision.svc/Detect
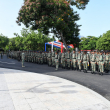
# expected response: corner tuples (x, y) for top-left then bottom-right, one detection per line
(35, 51), (38, 63)
(66, 50), (71, 69)
(22, 51), (25, 67)
(77, 50), (82, 71)
(48, 50), (52, 66)
(52, 50), (55, 66)
(104, 50), (109, 73)
(96, 51), (99, 72)
(28, 51), (30, 62)
(89, 51), (93, 71)
(40, 51), (44, 64)
(33, 51), (35, 63)
(38, 51), (40, 64)
(46, 51), (48, 64)
(31, 51), (33, 62)
(83, 51), (88, 73)
(71, 50), (77, 70)
(55, 51), (59, 70)
(43, 51), (47, 64)
(58, 50), (61, 67)
(98, 51), (104, 75)
(91, 51), (96, 74)
(61, 49), (66, 69)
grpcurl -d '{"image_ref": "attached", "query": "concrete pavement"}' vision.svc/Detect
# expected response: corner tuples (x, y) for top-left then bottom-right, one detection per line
(0, 67), (110, 110)
(1, 55), (110, 101)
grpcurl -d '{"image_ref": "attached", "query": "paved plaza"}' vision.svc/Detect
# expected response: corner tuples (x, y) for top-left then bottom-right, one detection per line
(0, 67), (110, 110)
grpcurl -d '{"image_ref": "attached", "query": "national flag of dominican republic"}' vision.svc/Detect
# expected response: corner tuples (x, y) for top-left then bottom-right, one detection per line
(45, 40), (74, 53)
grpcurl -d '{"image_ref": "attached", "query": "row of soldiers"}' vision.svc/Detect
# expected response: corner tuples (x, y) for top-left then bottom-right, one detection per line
(7, 49), (110, 75)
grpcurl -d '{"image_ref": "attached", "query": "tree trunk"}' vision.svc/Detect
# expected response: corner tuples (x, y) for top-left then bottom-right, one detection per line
(58, 31), (68, 51)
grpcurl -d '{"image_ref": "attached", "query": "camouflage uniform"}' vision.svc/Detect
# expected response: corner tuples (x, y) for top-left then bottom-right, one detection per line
(99, 51), (104, 75)
(48, 51), (52, 66)
(52, 51), (55, 66)
(77, 51), (82, 71)
(66, 50), (71, 69)
(55, 51), (59, 70)
(83, 51), (88, 73)
(22, 51), (25, 67)
(104, 51), (109, 73)
(61, 49), (66, 68)
(71, 50), (77, 70)
(43, 52), (47, 64)
(91, 51), (96, 74)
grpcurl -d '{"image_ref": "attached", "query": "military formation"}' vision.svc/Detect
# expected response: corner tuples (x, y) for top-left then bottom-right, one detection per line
(7, 49), (110, 75)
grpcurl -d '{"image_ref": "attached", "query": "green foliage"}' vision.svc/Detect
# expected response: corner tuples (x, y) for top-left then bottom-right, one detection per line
(5, 28), (55, 51)
(79, 36), (98, 50)
(96, 30), (110, 50)
(0, 34), (9, 50)
(16, 0), (89, 49)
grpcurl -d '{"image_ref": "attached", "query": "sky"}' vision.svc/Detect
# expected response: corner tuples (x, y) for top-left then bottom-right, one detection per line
(0, 0), (110, 39)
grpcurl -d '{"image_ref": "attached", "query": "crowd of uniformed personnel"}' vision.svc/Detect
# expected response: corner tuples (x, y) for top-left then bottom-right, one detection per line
(7, 49), (110, 76)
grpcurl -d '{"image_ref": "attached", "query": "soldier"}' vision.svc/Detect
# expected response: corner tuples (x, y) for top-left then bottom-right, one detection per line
(89, 51), (93, 71)
(38, 51), (40, 64)
(48, 50), (52, 66)
(91, 51), (96, 74)
(43, 51), (47, 64)
(71, 50), (77, 70)
(40, 51), (44, 64)
(66, 50), (71, 69)
(31, 51), (33, 63)
(58, 50), (61, 67)
(98, 51), (104, 75)
(46, 51), (49, 64)
(55, 51), (59, 70)
(61, 49), (66, 69)
(96, 51), (99, 72)
(32, 51), (35, 63)
(52, 50), (55, 66)
(77, 50), (82, 71)
(104, 50), (109, 73)
(35, 51), (38, 63)
(22, 51), (25, 67)
(83, 51), (88, 73)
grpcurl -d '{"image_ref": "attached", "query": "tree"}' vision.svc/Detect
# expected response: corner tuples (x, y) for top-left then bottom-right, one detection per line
(0, 34), (9, 50)
(79, 36), (98, 50)
(16, 0), (89, 51)
(5, 28), (55, 51)
(21, 28), (55, 50)
(96, 30), (110, 50)
(8, 38), (17, 51)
